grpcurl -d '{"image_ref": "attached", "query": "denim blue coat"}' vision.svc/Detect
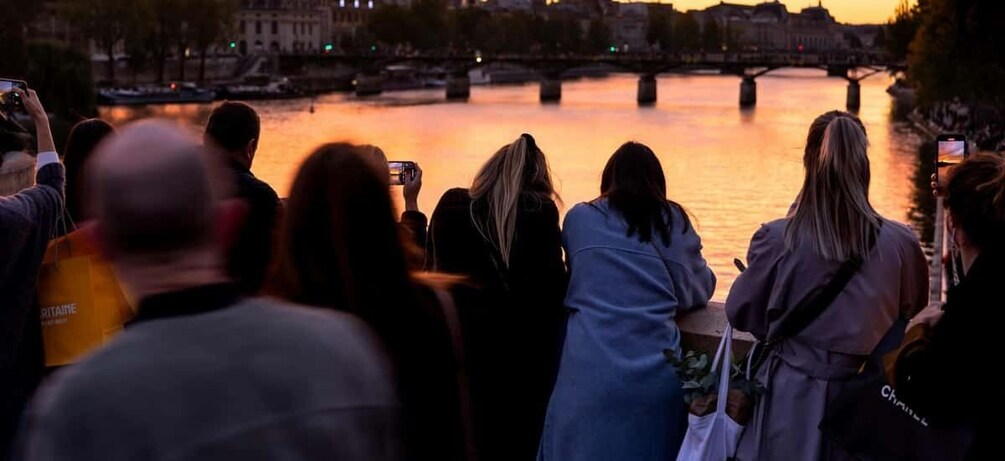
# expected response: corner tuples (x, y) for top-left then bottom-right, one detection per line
(539, 199), (716, 461)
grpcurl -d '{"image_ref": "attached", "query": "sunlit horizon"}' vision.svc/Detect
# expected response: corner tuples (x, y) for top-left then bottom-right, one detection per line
(639, 0), (915, 25)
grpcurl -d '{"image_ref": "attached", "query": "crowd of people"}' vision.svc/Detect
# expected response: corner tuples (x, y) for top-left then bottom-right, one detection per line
(1, 85), (1003, 461)
(928, 99), (1005, 152)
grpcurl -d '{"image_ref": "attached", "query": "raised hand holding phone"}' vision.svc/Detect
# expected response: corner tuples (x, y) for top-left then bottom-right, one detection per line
(402, 162), (423, 212)
(13, 87), (56, 155)
(935, 134), (967, 185)
(0, 78), (28, 114)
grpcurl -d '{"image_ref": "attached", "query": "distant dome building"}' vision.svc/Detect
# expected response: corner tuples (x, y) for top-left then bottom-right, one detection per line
(692, 0), (845, 52)
(751, 1), (789, 23)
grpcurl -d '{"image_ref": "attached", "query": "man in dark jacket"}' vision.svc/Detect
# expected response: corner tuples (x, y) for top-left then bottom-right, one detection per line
(204, 102), (280, 294)
(16, 120), (401, 461)
(0, 89), (62, 458)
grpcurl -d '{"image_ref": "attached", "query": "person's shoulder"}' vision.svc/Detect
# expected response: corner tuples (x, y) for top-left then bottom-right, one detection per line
(440, 187), (470, 203)
(433, 188), (472, 214)
(232, 165), (277, 201)
(880, 218), (920, 242)
(562, 201), (610, 236)
(759, 217), (789, 235)
(236, 297), (373, 339)
(563, 201), (600, 222)
(878, 218), (923, 256)
(746, 218), (788, 254)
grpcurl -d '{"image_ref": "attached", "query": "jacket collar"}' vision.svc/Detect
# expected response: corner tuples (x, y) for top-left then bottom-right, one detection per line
(131, 284), (240, 325)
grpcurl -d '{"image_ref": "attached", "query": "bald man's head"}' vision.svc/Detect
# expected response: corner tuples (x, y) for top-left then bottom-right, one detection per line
(89, 120), (229, 259)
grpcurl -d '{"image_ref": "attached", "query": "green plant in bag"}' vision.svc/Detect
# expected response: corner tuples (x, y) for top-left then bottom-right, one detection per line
(665, 348), (765, 421)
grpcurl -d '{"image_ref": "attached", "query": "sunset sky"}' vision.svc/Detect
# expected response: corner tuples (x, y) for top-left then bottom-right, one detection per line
(666, 0), (914, 24)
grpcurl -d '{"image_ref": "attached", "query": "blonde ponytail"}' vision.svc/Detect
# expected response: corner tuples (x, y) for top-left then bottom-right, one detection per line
(786, 116), (881, 261)
(469, 135), (556, 266)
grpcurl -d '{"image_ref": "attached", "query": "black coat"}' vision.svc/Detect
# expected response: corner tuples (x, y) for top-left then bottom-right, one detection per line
(227, 162), (280, 295)
(427, 188), (568, 461)
(896, 248), (1005, 460)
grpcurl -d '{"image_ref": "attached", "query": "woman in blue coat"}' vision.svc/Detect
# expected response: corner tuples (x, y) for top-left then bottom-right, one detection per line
(539, 142), (716, 461)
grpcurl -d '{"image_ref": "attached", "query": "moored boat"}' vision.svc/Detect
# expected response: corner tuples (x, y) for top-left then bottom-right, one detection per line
(215, 75), (303, 101)
(98, 83), (216, 106)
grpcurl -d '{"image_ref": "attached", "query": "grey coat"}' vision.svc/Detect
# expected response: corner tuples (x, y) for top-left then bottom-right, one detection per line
(725, 218), (928, 461)
(18, 297), (402, 461)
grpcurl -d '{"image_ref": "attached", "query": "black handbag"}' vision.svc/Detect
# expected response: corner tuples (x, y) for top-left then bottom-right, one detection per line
(819, 318), (974, 460)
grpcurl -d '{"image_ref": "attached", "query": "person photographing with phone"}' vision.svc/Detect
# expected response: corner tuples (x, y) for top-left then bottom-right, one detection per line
(363, 147), (427, 256)
(0, 86), (64, 458)
(892, 153), (1005, 461)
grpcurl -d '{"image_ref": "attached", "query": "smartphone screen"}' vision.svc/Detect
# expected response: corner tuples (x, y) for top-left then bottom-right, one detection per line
(388, 161), (415, 186)
(0, 79), (28, 112)
(936, 134), (967, 182)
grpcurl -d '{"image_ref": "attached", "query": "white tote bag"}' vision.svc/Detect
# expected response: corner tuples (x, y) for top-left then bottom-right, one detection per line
(676, 326), (744, 461)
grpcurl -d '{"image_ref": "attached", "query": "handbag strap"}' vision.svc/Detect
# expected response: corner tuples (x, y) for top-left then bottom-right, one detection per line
(712, 326), (735, 415)
(769, 253), (866, 342)
(432, 289), (479, 461)
(769, 226), (879, 343)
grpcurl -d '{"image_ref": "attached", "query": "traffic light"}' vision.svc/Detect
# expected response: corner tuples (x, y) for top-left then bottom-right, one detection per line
(229, 41), (237, 49)
(324, 43), (334, 52)
(609, 46), (617, 53)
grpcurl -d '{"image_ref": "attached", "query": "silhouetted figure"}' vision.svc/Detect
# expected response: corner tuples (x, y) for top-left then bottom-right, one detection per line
(895, 154), (1005, 461)
(539, 142), (716, 461)
(204, 101), (280, 294)
(17, 122), (401, 461)
(427, 134), (567, 461)
(0, 89), (62, 458)
(61, 118), (114, 227)
(269, 144), (470, 461)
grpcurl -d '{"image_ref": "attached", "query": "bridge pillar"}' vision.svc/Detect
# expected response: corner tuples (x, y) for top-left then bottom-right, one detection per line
(540, 78), (562, 103)
(446, 75), (471, 101)
(637, 74), (657, 105)
(739, 77), (757, 107)
(355, 75), (383, 97)
(846, 80), (861, 110)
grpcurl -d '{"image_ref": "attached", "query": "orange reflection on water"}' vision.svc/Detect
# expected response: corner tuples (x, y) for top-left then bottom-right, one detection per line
(101, 69), (923, 301)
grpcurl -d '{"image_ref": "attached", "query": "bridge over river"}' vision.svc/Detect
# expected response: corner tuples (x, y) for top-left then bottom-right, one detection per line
(278, 50), (901, 109)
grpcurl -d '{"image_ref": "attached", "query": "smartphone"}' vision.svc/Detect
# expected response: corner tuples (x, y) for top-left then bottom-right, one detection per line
(0, 78), (28, 113)
(935, 134), (967, 183)
(388, 161), (416, 186)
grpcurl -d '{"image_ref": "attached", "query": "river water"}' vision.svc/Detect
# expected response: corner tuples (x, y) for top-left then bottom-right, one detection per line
(100, 68), (929, 301)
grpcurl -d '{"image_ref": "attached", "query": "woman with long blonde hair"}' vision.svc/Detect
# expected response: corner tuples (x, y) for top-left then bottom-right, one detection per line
(427, 133), (567, 461)
(725, 111), (929, 460)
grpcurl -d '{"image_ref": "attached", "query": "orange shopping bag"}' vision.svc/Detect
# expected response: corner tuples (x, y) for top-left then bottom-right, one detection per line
(37, 228), (134, 366)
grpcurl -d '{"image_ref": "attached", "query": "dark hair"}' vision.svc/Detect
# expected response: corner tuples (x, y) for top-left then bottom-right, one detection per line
(945, 153), (1005, 252)
(64, 119), (115, 222)
(804, 110), (866, 170)
(599, 141), (691, 245)
(269, 142), (417, 337)
(205, 101), (260, 153)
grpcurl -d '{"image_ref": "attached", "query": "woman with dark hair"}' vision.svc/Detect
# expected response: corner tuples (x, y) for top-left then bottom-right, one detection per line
(894, 154), (1005, 460)
(725, 112), (928, 460)
(538, 142), (716, 461)
(427, 134), (567, 461)
(268, 144), (469, 461)
(62, 119), (114, 225)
